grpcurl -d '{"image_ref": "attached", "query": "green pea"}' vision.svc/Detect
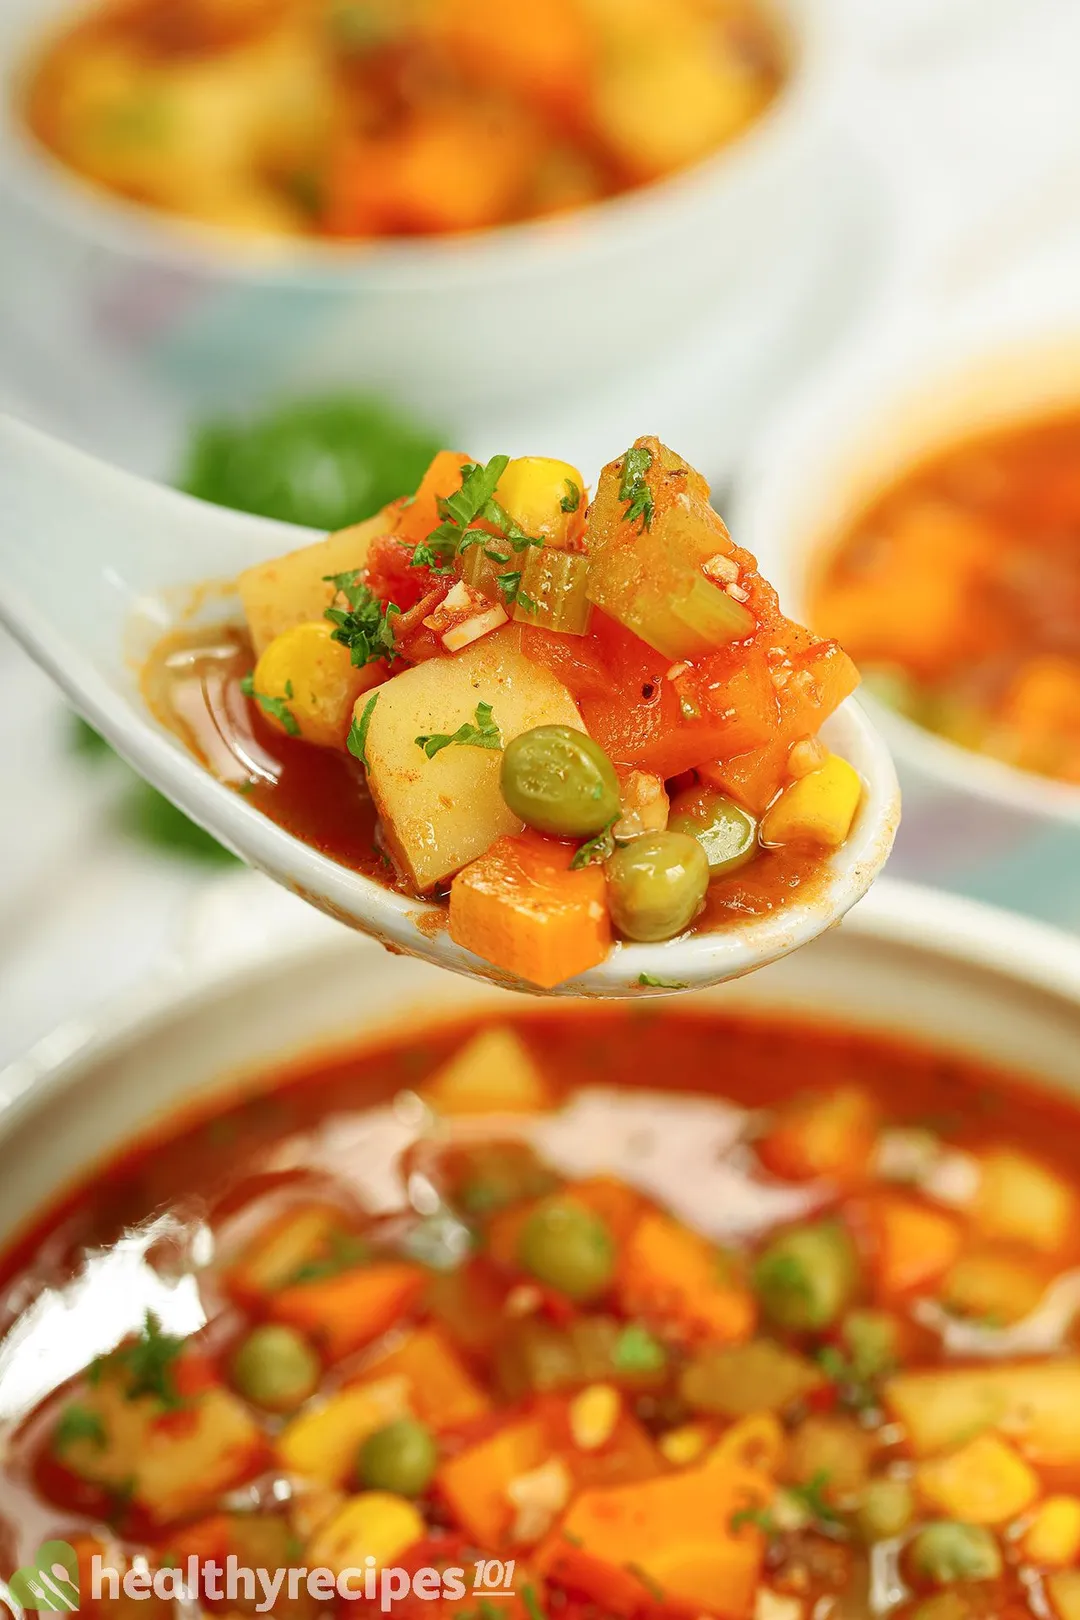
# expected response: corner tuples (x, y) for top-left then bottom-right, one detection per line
(667, 787), (758, 875)
(606, 831), (710, 942)
(500, 726), (620, 838)
(841, 1309), (900, 1381)
(518, 1195), (615, 1301)
(856, 1476), (915, 1543)
(231, 1325), (320, 1413)
(753, 1219), (858, 1332)
(908, 1522), (1003, 1586)
(357, 1418), (438, 1497)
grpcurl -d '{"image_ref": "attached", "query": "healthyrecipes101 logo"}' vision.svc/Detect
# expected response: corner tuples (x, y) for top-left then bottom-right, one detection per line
(5, 1542), (521, 1614)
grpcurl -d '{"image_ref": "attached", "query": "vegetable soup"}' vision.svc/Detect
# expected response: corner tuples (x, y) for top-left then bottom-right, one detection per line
(812, 412), (1080, 787)
(146, 440), (863, 987)
(4, 1007), (1080, 1620)
(24, 0), (784, 241)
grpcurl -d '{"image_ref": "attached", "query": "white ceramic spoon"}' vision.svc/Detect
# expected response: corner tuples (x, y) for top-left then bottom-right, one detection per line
(0, 414), (900, 997)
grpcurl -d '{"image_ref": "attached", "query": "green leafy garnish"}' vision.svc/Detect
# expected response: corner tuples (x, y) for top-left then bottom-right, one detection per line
(637, 973), (689, 989)
(54, 1404), (107, 1453)
(619, 446), (655, 532)
(788, 1469), (841, 1525)
(730, 1500), (775, 1536)
(415, 457), (543, 573)
(612, 1322), (667, 1373)
(496, 570), (522, 605)
(323, 572), (400, 667)
(239, 673), (301, 737)
(90, 1311), (186, 1411)
(521, 1586), (547, 1620)
(561, 479), (582, 514)
(348, 690), (381, 768)
(415, 701), (502, 759)
(179, 395), (443, 533)
(515, 591), (538, 616)
(287, 1231), (372, 1285)
(570, 816), (618, 870)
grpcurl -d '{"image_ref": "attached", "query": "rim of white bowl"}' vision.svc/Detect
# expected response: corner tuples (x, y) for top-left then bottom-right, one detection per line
(5, 875), (1080, 1146)
(738, 322), (1080, 832)
(0, 0), (843, 287)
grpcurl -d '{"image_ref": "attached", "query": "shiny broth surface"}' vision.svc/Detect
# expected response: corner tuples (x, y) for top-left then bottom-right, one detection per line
(3, 1008), (1080, 1620)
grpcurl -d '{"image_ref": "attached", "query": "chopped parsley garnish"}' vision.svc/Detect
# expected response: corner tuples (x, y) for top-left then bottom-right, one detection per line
(54, 1403), (107, 1453)
(637, 973), (689, 989)
(612, 1322), (667, 1373)
(324, 571), (400, 667)
(496, 570), (522, 605)
(287, 1230), (372, 1285)
(619, 446), (655, 532)
(414, 457), (543, 573)
(415, 701), (502, 759)
(239, 672), (301, 737)
(570, 816), (618, 870)
(348, 690), (381, 768)
(515, 591), (538, 616)
(521, 1586), (547, 1620)
(90, 1311), (187, 1410)
(561, 479), (582, 514)
(730, 1500), (775, 1536)
(789, 1469), (841, 1525)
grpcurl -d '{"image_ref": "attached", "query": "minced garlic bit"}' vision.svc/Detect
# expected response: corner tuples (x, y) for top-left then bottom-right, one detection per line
(704, 553), (740, 584)
(726, 583), (751, 603)
(443, 606), (509, 652)
(614, 771), (670, 841)
(423, 581), (509, 652)
(569, 1383), (621, 1452)
(788, 735), (829, 780)
(506, 1457), (571, 1545)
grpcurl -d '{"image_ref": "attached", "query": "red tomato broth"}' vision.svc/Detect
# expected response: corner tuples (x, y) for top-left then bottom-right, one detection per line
(812, 411), (1080, 786)
(4, 1009), (1080, 1618)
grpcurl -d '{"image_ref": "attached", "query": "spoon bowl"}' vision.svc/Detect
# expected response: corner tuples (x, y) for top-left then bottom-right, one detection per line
(0, 414), (900, 996)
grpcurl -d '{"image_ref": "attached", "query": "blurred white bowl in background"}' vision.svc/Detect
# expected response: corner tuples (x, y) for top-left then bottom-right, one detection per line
(738, 307), (1080, 925)
(0, 0), (856, 476)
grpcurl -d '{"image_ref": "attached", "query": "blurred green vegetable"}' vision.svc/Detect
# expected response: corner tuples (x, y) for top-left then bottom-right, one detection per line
(69, 716), (237, 865)
(179, 395), (445, 532)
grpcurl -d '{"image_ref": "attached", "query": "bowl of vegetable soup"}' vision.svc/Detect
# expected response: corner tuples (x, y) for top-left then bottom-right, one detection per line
(4, 879), (1080, 1620)
(737, 321), (1080, 928)
(0, 0), (849, 466)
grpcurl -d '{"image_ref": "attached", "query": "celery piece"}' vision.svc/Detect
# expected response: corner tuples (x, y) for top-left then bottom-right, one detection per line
(513, 549), (592, 635)
(460, 537), (511, 602)
(667, 576), (755, 656)
(590, 561), (753, 661)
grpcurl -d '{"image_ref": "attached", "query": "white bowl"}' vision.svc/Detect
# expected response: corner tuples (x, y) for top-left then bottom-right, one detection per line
(0, 0), (851, 473)
(4, 878), (1080, 1265)
(738, 315), (1080, 925)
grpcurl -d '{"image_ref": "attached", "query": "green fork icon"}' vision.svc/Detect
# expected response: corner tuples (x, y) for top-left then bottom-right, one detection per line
(7, 1541), (80, 1612)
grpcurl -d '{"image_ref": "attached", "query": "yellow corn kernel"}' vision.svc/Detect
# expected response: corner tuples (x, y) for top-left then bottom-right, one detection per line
(709, 1413), (786, 1477)
(1022, 1497), (1080, 1567)
(916, 1432), (1039, 1526)
(252, 620), (381, 750)
(659, 1423), (711, 1468)
(761, 754), (862, 849)
(569, 1384), (621, 1452)
(494, 456), (586, 548)
(308, 1491), (426, 1574)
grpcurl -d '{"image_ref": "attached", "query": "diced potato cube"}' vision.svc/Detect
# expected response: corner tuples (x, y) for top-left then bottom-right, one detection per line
(253, 620), (383, 749)
(422, 1027), (552, 1115)
(915, 1432), (1038, 1525)
(884, 1361), (1080, 1464)
(940, 1249), (1050, 1326)
(971, 1149), (1078, 1255)
(228, 1205), (349, 1299)
(760, 755), (863, 849)
(308, 1492), (426, 1574)
(276, 1375), (411, 1485)
(449, 833), (611, 989)
(1022, 1497), (1080, 1567)
(238, 514), (387, 657)
(363, 627), (584, 892)
(61, 1379), (264, 1525)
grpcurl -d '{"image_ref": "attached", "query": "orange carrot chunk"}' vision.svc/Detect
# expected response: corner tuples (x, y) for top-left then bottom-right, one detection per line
(270, 1264), (426, 1363)
(449, 832), (611, 989)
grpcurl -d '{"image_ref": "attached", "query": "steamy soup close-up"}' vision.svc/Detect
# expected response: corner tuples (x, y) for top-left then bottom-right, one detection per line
(4, 1006), (1080, 1620)
(22, 0), (785, 241)
(144, 439), (865, 988)
(812, 412), (1080, 791)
